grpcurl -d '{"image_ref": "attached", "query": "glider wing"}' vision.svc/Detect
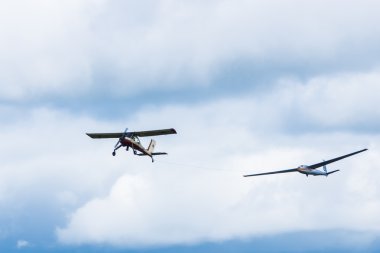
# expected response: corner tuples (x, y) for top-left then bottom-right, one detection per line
(308, 149), (367, 170)
(244, 168), (298, 177)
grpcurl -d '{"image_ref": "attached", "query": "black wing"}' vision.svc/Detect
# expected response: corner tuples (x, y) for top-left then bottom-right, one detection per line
(86, 128), (177, 139)
(244, 168), (298, 177)
(131, 128), (177, 137)
(86, 133), (123, 139)
(308, 149), (367, 170)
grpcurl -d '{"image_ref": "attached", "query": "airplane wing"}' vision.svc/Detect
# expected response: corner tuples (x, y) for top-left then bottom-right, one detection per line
(244, 168), (298, 177)
(86, 133), (123, 139)
(86, 128), (177, 139)
(131, 128), (177, 137)
(308, 148), (368, 170)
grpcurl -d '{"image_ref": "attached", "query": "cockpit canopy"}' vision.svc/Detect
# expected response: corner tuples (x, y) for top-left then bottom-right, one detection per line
(132, 135), (141, 143)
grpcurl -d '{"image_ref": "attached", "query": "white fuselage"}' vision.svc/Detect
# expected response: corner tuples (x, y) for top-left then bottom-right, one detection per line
(297, 165), (327, 176)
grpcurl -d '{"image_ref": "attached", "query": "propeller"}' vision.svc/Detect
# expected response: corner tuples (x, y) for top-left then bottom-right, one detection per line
(114, 127), (128, 148)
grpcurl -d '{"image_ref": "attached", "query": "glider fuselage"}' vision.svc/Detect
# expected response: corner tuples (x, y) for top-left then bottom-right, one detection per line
(297, 165), (327, 176)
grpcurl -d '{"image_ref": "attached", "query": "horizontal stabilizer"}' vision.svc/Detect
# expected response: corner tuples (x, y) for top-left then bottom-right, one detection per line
(327, 169), (340, 175)
(136, 152), (168, 156)
(152, 152), (168, 156)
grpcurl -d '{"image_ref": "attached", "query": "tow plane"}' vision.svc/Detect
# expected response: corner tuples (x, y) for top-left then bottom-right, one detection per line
(244, 149), (367, 178)
(86, 128), (177, 162)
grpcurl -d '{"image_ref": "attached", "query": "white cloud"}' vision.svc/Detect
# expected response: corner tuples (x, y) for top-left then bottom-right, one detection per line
(272, 69), (380, 133)
(16, 240), (30, 249)
(0, 0), (100, 99)
(0, 107), (137, 226)
(56, 71), (380, 246)
(56, 135), (379, 246)
(0, 69), (378, 247)
(1, 0), (380, 100)
(1, 0), (379, 249)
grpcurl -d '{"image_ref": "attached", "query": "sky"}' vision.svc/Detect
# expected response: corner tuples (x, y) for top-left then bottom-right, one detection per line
(1, 0), (380, 252)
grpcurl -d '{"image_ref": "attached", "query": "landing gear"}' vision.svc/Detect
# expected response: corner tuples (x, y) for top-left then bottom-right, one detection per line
(112, 145), (122, 156)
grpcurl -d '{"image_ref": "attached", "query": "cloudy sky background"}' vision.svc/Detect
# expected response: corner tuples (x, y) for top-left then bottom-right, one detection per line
(1, 0), (380, 252)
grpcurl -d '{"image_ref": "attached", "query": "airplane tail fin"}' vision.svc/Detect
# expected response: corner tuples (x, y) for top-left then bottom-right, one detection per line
(147, 139), (156, 154)
(323, 164), (327, 173)
(327, 169), (340, 176)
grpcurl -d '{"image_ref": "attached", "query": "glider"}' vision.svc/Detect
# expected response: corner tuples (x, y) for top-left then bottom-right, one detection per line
(244, 149), (367, 177)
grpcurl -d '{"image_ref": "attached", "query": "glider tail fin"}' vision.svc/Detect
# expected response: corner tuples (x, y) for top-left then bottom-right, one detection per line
(147, 139), (156, 154)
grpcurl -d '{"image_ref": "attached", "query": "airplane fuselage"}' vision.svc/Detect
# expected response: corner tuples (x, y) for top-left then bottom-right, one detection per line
(87, 127), (176, 162)
(297, 165), (328, 176)
(120, 137), (151, 157)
